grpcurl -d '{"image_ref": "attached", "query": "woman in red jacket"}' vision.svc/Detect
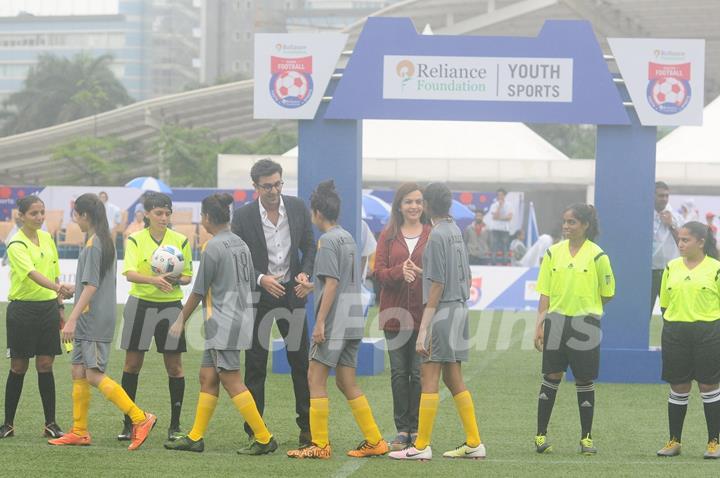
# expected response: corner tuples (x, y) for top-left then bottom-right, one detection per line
(375, 183), (431, 451)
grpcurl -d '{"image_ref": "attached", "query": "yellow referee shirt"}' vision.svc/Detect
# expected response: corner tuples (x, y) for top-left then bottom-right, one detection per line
(123, 227), (192, 302)
(6, 229), (60, 301)
(536, 239), (615, 317)
(660, 256), (720, 323)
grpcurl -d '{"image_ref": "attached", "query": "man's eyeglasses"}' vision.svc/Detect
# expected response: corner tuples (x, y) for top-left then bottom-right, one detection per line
(256, 180), (284, 192)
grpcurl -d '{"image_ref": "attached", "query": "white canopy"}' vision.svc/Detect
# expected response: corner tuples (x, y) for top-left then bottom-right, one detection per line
(283, 119), (568, 160)
(657, 96), (720, 163)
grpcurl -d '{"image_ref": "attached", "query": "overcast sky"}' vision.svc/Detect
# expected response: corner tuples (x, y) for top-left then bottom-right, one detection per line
(0, 0), (119, 17)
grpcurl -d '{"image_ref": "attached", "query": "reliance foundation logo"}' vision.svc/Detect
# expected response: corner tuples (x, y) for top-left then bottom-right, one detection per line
(269, 55), (314, 109)
(393, 58), (488, 94)
(646, 61), (691, 115)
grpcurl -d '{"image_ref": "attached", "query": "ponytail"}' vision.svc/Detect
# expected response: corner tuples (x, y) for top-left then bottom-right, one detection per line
(74, 193), (116, 279)
(683, 221), (719, 260)
(565, 203), (600, 241)
(201, 193), (233, 225)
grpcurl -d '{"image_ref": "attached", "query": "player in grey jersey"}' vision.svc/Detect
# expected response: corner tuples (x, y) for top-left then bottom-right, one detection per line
(288, 180), (388, 459)
(389, 183), (485, 461)
(166, 193), (277, 456)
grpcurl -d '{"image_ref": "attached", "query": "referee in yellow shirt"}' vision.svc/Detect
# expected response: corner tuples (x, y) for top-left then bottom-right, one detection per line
(119, 192), (193, 441)
(1, 196), (72, 439)
(533, 204), (615, 455)
(656, 221), (720, 459)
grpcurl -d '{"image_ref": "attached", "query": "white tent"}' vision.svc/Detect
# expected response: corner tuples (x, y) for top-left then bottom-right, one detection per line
(657, 96), (720, 163)
(283, 119), (569, 160)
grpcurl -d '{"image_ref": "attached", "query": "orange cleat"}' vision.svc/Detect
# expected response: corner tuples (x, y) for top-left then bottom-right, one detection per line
(128, 412), (157, 451)
(48, 430), (91, 446)
(347, 439), (389, 458)
(287, 443), (332, 459)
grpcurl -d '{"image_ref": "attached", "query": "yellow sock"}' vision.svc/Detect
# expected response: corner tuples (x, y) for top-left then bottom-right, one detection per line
(72, 379), (91, 436)
(347, 395), (382, 445)
(454, 390), (481, 447)
(187, 392), (218, 441)
(232, 391), (271, 444)
(98, 376), (145, 424)
(415, 393), (439, 449)
(310, 397), (329, 447)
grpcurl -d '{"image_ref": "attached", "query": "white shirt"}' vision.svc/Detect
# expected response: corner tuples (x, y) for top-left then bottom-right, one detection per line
(652, 205), (680, 270)
(404, 235), (420, 255)
(105, 202), (121, 229)
(488, 201), (512, 232)
(360, 220), (377, 282)
(258, 197), (292, 284)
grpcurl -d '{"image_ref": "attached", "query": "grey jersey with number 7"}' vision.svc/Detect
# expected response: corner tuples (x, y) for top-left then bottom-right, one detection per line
(422, 219), (471, 303)
(313, 226), (364, 339)
(192, 229), (255, 350)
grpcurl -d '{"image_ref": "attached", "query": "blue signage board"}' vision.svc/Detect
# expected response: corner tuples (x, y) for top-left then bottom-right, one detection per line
(326, 17), (629, 125)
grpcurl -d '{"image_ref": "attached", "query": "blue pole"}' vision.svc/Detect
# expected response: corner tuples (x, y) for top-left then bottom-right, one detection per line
(594, 107), (661, 382)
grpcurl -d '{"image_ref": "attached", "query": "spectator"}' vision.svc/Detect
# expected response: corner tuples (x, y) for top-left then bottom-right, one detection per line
(488, 188), (513, 264)
(680, 199), (699, 223)
(706, 212), (717, 238)
(463, 209), (490, 265)
(510, 229), (527, 266)
(123, 207), (146, 241)
(98, 191), (122, 237)
(651, 181), (680, 317)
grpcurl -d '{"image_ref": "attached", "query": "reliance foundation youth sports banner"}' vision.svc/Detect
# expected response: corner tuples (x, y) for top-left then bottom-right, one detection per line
(254, 33), (347, 119)
(608, 38), (705, 126)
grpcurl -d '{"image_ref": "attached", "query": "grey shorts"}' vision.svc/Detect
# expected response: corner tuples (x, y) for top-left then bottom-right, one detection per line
(201, 349), (241, 372)
(423, 302), (470, 363)
(309, 339), (360, 368)
(71, 340), (111, 373)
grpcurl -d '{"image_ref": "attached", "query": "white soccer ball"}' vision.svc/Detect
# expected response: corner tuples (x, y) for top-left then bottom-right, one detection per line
(150, 245), (185, 277)
(275, 70), (308, 100)
(652, 77), (686, 106)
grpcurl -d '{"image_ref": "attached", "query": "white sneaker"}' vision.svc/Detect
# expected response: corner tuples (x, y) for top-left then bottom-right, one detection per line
(442, 442), (486, 459)
(388, 445), (432, 460)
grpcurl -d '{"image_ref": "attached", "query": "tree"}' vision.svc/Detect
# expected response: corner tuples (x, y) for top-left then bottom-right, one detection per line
(1, 53), (133, 136)
(50, 136), (141, 185)
(153, 125), (220, 187)
(155, 124), (298, 187)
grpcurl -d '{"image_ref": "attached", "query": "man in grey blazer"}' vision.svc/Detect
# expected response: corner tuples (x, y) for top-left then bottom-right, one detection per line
(231, 159), (315, 447)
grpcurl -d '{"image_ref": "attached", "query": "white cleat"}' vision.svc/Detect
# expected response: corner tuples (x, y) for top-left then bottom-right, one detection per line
(388, 445), (432, 461)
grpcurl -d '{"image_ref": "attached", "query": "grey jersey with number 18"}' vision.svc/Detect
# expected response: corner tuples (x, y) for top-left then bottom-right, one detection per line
(314, 226), (364, 339)
(192, 229), (255, 350)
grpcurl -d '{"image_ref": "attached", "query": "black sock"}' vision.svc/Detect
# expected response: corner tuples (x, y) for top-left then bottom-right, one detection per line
(537, 376), (560, 435)
(576, 382), (595, 438)
(668, 391), (689, 442)
(169, 376), (185, 429)
(701, 389), (720, 443)
(121, 372), (139, 427)
(37, 372), (56, 425)
(4, 371), (25, 425)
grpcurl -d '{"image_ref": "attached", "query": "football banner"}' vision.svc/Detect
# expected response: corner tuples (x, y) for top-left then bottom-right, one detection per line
(254, 33), (347, 119)
(608, 38), (705, 126)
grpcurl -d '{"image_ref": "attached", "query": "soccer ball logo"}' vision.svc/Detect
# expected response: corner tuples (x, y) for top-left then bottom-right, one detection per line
(647, 77), (691, 115)
(270, 70), (313, 109)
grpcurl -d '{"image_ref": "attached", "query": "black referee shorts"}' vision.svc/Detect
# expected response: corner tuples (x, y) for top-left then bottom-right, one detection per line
(121, 296), (186, 353)
(661, 319), (720, 385)
(542, 313), (601, 382)
(6, 299), (62, 358)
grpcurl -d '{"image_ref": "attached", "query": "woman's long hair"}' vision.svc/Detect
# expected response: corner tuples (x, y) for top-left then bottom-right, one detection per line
(74, 193), (116, 279)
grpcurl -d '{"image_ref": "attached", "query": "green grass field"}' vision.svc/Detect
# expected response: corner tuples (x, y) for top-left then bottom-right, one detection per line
(0, 303), (715, 477)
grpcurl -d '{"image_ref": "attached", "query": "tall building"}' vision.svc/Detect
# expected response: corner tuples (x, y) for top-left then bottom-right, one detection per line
(0, 0), (151, 101)
(201, 0), (299, 84)
(200, 0), (403, 85)
(151, 0), (201, 96)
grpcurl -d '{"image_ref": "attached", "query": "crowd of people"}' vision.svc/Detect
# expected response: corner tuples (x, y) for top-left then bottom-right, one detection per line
(1, 161), (719, 461)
